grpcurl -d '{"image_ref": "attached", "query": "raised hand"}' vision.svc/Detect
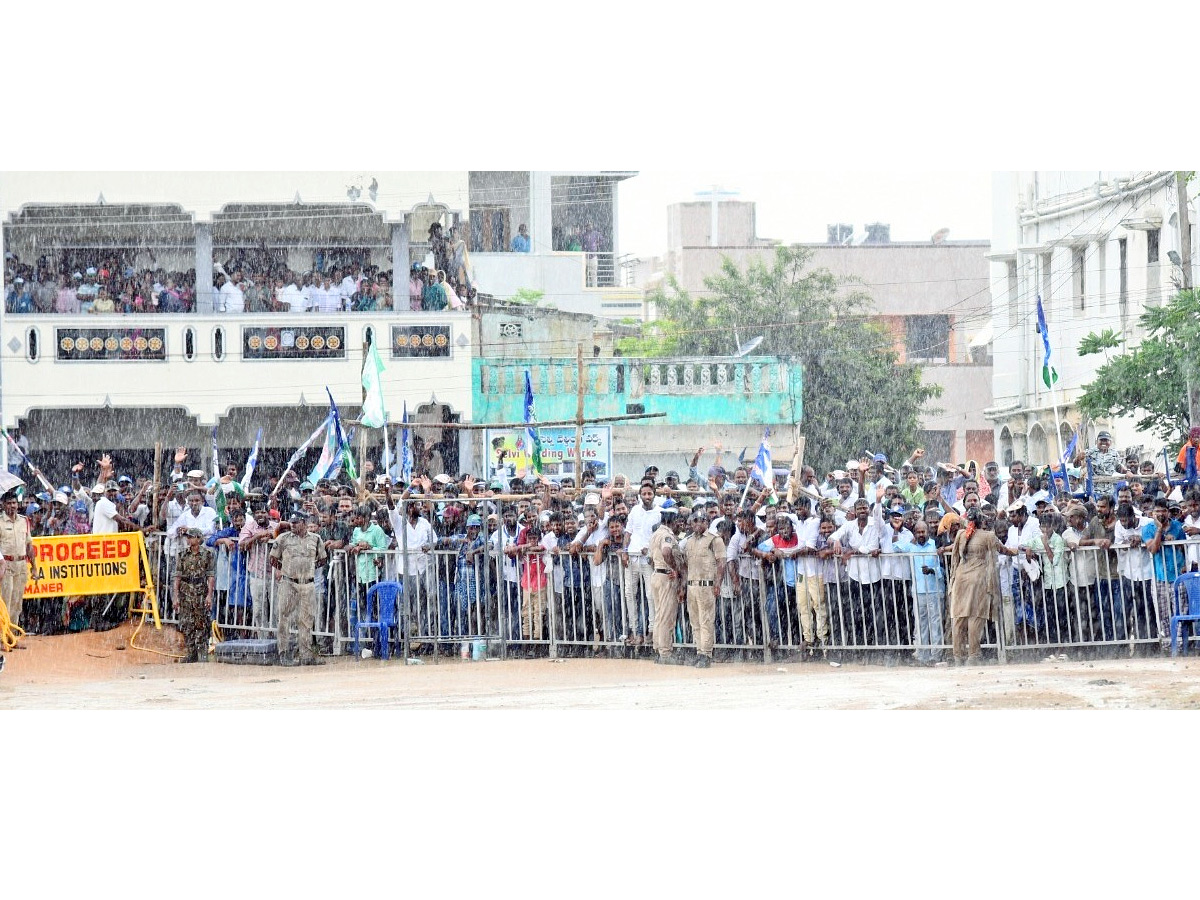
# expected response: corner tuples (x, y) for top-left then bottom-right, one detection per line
(174, 446), (188, 465)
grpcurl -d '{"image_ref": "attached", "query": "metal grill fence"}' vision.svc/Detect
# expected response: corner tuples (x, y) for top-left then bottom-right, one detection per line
(142, 516), (1200, 663)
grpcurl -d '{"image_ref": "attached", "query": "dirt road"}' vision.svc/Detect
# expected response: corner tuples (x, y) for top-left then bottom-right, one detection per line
(3, 623), (1199, 709)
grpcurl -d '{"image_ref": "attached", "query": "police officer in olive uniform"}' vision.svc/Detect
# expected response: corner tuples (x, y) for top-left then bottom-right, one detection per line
(1, 489), (37, 649)
(682, 512), (725, 668)
(173, 527), (215, 663)
(649, 503), (685, 664)
(270, 513), (328, 666)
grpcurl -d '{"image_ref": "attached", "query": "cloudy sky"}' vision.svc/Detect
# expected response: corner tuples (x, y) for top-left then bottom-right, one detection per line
(617, 171), (993, 260)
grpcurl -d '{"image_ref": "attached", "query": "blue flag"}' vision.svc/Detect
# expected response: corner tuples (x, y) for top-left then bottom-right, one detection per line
(289, 414), (332, 478)
(240, 428), (262, 493)
(523, 370), (543, 476)
(749, 429), (772, 485)
(401, 402), (413, 483)
(1036, 295), (1058, 388)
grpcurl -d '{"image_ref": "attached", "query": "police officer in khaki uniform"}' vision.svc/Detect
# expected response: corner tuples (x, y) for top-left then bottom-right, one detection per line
(270, 513), (328, 666)
(0, 489), (36, 647)
(682, 511), (725, 668)
(650, 502), (685, 664)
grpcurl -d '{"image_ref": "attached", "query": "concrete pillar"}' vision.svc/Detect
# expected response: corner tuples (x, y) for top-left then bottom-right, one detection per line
(194, 223), (215, 314)
(529, 171), (553, 255)
(391, 221), (410, 284)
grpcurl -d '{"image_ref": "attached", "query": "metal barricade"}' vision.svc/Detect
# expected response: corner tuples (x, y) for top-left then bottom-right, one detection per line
(141, 519), (1200, 664)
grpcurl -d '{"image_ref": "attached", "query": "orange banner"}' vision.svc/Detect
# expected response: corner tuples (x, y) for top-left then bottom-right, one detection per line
(23, 532), (152, 599)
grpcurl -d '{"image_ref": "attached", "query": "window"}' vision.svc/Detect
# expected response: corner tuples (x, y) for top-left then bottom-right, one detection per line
(183, 327), (195, 361)
(905, 315), (950, 362)
(213, 326), (225, 360)
(499, 321), (523, 339)
(1148, 228), (1160, 263)
(26, 327), (38, 362)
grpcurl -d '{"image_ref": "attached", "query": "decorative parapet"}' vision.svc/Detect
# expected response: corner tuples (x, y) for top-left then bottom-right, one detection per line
(473, 356), (802, 426)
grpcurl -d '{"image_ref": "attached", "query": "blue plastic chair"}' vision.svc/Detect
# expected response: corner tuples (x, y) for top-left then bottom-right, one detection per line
(1170, 572), (1200, 656)
(356, 581), (401, 660)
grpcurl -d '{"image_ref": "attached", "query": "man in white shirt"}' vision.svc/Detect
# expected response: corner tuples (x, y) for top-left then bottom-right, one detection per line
(487, 506), (523, 641)
(1114, 501), (1156, 639)
(830, 498), (886, 648)
(91, 481), (124, 534)
(168, 489), (218, 545)
(623, 482), (662, 646)
(215, 271), (244, 314)
(790, 495), (827, 649)
(276, 272), (307, 311)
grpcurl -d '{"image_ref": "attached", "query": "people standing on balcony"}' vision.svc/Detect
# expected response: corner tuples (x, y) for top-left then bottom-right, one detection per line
(33, 272), (57, 313)
(408, 264), (424, 311)
(448, 226), (474, 298)
(276, 271), (306, 311)
(581, 220), (602, 286)
(5, 277), (32, 313)
(510, 224), (530, 253)
(89, 285), (115, 314)
(54, 273), (80, 314)
(422, 269), (447, 311)
(428, 222), (451, 278)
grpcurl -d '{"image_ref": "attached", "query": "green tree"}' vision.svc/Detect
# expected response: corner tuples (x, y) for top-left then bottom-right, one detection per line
(1077, 289), (1200, 443)
(623, 246), (942, 474)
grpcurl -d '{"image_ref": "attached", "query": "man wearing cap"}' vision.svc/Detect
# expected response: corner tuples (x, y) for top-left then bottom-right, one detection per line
(1074, 431), (1127, 478)
(270, 514), (328, 665)
(173, 528), (216, 663)
(0, 490), (37, 643)
(648, 502), (685, 664)
(681, 511), (724, 667)
(92, 480), (141, 535)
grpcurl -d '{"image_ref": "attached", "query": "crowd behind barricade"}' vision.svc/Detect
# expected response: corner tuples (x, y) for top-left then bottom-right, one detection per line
(2, 221), (478, 315)
(3, 428), (1200, 668)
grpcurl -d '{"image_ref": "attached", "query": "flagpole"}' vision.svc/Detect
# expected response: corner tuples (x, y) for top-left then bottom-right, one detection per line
(1037, 296), (1067, 473)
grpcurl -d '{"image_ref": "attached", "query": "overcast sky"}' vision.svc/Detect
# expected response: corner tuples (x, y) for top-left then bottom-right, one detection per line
(617, 171), (993, 261)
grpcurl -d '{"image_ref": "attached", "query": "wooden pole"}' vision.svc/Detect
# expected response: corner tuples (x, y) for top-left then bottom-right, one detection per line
(575, 343), (585, 480)
(152, 441), (162, 528)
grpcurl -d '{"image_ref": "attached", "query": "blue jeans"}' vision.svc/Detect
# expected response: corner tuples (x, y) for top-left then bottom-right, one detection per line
(1095, 578), (1125, 641)
(598, 578), (623, 642)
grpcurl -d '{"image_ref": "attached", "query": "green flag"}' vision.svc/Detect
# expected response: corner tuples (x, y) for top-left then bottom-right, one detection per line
(360, 339), (388, 429)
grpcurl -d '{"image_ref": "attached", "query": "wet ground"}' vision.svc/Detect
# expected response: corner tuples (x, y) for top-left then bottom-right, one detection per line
(3, 622), (1199, 709)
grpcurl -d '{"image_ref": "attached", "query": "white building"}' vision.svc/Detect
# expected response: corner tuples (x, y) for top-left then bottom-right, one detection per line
(0, 171), (639, 474)
(985, 171), (1195, 465)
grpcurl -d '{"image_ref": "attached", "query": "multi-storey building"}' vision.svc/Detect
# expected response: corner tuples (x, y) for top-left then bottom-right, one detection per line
(646, 199), (994, 464)
(985, 171), (1194, 464)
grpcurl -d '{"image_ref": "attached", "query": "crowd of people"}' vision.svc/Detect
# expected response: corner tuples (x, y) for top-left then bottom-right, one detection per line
(3, 429), (1200, 668)
(2, 222), (479, 315)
